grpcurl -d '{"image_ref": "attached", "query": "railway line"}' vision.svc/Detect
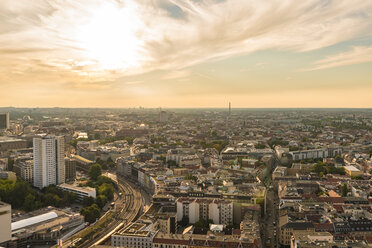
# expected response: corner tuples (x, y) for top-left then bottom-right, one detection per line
(77, 175), (143, 248)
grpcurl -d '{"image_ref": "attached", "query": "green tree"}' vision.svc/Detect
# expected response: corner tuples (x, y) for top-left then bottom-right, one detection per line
(23, 194), (37, 211)
(95, 195), (107, 209)
(98, 183), (114, 200)
(80, 204), (101, 223)
(96, 175), (114, 186)
(44, 193), (62, 207)
(88, 164), (102, 181)
(82, 196), (95, 207)
(341, 183), (348, 197)
(195, 219), (213, 228)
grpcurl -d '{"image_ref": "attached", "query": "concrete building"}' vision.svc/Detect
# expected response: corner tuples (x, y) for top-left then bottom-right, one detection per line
(19, 160), (33, 184)
(59, 184), (96, 200)
(176, 197), (233, 225)
(289, 147), (342, 161)
(280, 222), (315, 246)
(344, 165), (363, 177)
(10, 208), (84, 246)
(0, 137), (27, 152)
(291, 231), (333, 248)
(159, 111), (168, 122)
(0, 202), (11, 243)
(65, 157), (76, 182)
(0, 112), (10, 130)
(33, 135), (65, 189)
(112, 222), (157, 248)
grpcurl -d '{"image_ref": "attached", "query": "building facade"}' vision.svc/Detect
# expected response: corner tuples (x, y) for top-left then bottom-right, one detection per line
(33, 135), (65, 189)
(176, 198), (233, 226)
(65, 157), (76, 182)
(0, 202), (11, 244)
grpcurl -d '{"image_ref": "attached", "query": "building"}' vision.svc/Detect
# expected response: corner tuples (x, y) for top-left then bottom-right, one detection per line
(291, 231), (333, 248)
(0, 171), (16, 182)
(59, 184), (96, 200)
(10, 208), (84, 246)
(280, 222), (315, 246)
(344, 165), (363, 177)
(72, 155), (94, 170)
(0, 202), (11, 244)
(159, 111), (168, 122)
(33, 135), (65, 189)
(111, 222), (157, 248)
(153, 232), (257, 248)
(13, 157), (33, 184)
(289, 147), (342, 161)
(176, 197), (233, 226)
(0, 112), (10, 130)
(65, 157), (76, 181)
(0, 137), (27, 152)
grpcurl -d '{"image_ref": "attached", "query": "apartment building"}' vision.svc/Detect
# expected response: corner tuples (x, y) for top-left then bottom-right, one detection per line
(33, 135), (65, 189)
(176, 197), (233, 226)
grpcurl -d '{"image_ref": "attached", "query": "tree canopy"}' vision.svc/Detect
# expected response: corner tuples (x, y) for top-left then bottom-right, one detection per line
(88, 164), (102, 181)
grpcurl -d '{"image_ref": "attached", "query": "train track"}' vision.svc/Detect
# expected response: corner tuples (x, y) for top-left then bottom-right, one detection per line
(78, 176), (143, 248)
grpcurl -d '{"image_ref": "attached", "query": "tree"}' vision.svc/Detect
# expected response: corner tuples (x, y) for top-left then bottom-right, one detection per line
(7, 158), (14, 171)
(96, 175), (114, 186)
(88, 164), (102, 181)
(95, 195), (107, 209)
(341, 183), (348, 197)
(98, 183), (114, 201)
(255, 143), (266, 149)
(167, 160), (177, 168)
(82, 196), (95, 207)
(44, 193), (62, 207)
(23, 194), (37, 211)
(80, 204), (101, 223)
(195, 219), (213, 228)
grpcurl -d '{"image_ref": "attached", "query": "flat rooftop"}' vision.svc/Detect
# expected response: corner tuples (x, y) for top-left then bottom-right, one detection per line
(59, 183), (96, 194)
(0, 137), (25, 143)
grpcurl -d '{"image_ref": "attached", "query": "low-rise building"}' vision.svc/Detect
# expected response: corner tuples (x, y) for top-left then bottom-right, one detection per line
(112, 222), (157, 248)
(344, 165), (362, 177)
(59, 184), (96, 200)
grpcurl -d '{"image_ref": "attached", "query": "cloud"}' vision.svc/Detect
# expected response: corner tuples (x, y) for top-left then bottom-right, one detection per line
(305, 45), (372, 71)
(161, 70), (191, 80)
(0, 0), (372, 85)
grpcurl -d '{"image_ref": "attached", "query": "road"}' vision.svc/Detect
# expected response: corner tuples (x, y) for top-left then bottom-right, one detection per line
(262, 188), (279, 248)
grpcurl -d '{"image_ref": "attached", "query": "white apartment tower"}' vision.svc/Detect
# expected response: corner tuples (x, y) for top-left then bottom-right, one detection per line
(33, 135), (65, 189)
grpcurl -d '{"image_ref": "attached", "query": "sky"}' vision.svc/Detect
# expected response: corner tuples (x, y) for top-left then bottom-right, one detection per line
(0, 0), (372, 108)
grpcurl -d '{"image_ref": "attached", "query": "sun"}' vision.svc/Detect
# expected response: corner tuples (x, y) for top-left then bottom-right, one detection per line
(76, 2), (145, 71)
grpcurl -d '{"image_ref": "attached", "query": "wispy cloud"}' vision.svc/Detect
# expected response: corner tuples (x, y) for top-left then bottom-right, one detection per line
(162, 70), (191, 80)
(305, 45), (372, 71)
(0, 0), (372, 85)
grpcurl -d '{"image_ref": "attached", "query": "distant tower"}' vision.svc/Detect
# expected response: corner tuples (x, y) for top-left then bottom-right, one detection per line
(229, 102), (231, 116)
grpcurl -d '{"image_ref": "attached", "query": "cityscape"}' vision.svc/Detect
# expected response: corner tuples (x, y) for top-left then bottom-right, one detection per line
(1, 1), (372, 248)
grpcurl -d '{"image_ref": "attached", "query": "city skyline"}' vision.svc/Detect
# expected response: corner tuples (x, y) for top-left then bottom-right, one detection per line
(1, 0), (372, 108)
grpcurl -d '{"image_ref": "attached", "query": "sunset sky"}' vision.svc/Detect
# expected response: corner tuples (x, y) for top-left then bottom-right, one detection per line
(1, 0), (372, 108)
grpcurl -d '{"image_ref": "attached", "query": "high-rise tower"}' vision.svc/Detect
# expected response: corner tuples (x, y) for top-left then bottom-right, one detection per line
(33, 135), (65, 189)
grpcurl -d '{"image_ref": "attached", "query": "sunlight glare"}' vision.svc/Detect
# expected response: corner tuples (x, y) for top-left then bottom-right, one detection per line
(76, 2), (144, 71)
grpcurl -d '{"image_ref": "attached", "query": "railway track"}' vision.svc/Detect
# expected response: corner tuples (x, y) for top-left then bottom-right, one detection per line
(78, 176), (143, 248)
